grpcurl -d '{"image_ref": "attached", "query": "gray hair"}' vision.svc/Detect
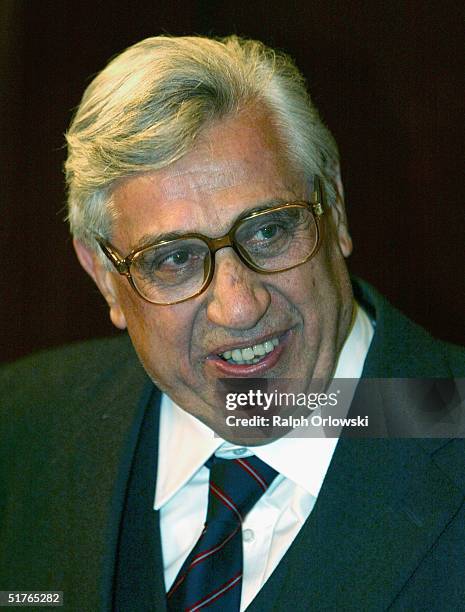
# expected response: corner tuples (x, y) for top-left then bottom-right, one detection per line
(65, 35), (339, 252)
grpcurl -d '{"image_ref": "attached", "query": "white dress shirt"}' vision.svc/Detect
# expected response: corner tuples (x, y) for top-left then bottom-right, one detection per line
(155, 301), (373, 610)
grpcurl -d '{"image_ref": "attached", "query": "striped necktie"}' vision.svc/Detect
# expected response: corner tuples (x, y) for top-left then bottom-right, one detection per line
(166, 454), (278, 611)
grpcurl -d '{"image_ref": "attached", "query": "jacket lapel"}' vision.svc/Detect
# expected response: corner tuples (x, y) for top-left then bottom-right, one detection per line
(353, 276), (452, 379)
(0, 336), (157, 611)
(97, 279), (461, 610)
(250, 437), (463, 610)
(251, 279), (463, 609)
(112, 387), (167, 612)
(50, 339), (158, 610)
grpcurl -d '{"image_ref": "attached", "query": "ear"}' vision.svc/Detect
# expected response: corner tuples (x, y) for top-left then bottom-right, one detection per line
(73, 239), (127, 330)
(327, 163), (353, 258)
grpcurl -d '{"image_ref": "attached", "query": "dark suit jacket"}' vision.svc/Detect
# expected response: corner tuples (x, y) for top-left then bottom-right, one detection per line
(1, 279), (464, 611)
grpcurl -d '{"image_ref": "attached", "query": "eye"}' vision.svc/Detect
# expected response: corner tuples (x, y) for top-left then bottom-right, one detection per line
(256, 224), (280, 240)
(131, 238), (210, 295)
(160, 249), (191, 268)
(134, 240), (209, 287)
(153, 247), (205, 276)
(249, 219), (289, 247)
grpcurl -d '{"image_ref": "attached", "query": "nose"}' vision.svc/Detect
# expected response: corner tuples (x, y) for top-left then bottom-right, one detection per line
(206, 249), (271, 329)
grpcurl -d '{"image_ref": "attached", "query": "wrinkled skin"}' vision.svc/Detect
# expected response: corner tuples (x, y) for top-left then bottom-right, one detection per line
(75, 107), (354, 442)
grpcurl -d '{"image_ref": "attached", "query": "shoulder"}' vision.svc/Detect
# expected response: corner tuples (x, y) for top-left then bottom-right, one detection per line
(0, 334), (143, 418)
(352, 277), (465, 377)
(0, 335), (152, 479)
(1, 334), (136, 388)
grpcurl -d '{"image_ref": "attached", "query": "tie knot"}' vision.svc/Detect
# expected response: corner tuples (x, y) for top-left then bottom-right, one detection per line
(206, 455), (278, 524)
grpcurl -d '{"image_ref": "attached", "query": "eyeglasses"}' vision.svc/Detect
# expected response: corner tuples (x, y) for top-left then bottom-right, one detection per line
(96, 176), (325, 305)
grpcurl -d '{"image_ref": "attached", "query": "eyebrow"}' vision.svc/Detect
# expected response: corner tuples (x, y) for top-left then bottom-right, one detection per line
(129, 197), (297, 252)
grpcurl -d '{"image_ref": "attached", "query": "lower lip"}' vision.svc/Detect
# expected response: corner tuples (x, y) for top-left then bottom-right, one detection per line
(206, 332), (290, 377)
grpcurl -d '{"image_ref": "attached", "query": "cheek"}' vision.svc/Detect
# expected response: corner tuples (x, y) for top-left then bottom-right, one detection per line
(271, 262), (324, 308)
(310, 232), (354, 332)
(117, 287), (196, 376)
(313, 224), (351, 286)
(273, 233), (350, 322)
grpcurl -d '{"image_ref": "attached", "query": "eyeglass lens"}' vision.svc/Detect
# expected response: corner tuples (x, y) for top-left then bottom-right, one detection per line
(130, 205), (317, 303)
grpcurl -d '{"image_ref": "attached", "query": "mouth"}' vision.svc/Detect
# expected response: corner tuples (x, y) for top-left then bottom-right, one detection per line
(218, 336), (280, 365)
(205, 331), (291, 377)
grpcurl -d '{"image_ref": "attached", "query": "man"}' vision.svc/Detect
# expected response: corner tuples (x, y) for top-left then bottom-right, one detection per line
(1, 35), (464, 611)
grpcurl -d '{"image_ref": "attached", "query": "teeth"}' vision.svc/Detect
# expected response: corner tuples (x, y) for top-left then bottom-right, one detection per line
(231, 349), (242, 361)
(219, 337), (280, 364)
(242, 347), (254, 360)
(263, 341), (274, 353)
(253, 343), (265, 356)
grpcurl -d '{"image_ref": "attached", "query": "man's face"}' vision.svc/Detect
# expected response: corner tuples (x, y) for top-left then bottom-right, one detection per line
(78, 108), (354, 439)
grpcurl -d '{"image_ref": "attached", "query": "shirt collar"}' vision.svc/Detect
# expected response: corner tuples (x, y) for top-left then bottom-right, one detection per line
(155, 301), (373, 508)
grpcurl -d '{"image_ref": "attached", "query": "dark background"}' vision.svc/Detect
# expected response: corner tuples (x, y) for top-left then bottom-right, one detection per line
(1, 1), (464, 364)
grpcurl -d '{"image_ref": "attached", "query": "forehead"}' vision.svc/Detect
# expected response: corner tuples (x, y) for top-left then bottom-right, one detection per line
(110, 108), (305, 248)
